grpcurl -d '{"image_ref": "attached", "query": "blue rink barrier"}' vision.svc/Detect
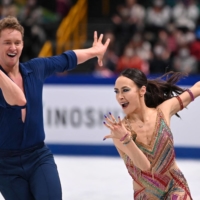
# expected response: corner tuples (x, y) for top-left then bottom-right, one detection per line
(44, 73), (200, 85)
(45, 74), (200, 159)
(46, 144), (200, 159)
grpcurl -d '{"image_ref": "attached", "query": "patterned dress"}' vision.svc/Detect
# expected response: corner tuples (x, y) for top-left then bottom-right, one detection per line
(122, 108), (192, 200)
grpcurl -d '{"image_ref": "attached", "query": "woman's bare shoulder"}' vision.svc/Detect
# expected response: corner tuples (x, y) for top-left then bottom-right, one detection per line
(157, 101), (173, 126)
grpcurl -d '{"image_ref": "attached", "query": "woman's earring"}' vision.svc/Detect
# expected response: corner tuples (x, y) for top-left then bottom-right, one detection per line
(140, 94), (143, 97)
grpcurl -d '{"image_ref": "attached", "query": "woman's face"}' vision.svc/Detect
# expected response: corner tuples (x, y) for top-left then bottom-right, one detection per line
(114, 76), (142, 115)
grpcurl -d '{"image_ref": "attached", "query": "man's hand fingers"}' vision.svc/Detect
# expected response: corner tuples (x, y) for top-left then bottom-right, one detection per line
(104, 38), (110, 48)
(98, 59), (103, 66)
(98, 34), (103, 43)
(93, 31), (97, 43)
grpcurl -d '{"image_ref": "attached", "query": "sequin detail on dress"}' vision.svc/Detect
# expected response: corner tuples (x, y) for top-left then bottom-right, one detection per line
(123, 108), (192, 200)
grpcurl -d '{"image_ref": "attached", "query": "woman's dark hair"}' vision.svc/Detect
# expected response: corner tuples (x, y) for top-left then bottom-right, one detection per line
(120, 68), (187, 117)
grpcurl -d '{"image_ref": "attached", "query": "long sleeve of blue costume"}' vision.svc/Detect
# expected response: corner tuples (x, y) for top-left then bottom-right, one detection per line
(27, 50), (77, 80)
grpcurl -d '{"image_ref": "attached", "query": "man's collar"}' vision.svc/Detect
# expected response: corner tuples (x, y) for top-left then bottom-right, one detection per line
(0, 63), (33, 76)
(19, 63), (33, 76)
(0, 65), (7, 74)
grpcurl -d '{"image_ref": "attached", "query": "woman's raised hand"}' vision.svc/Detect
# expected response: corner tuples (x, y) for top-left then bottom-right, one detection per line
(103, 112), (129, 140)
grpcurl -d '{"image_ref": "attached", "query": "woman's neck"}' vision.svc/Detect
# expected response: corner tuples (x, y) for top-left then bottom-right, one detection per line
(127, 107), (155, 123)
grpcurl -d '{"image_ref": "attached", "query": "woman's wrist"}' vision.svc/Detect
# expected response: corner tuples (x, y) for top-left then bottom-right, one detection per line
(122, 135), (132, 145)
(120, 133), (129, 141)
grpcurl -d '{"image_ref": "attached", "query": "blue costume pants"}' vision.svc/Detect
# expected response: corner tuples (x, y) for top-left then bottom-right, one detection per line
(0, 144), (62, 200)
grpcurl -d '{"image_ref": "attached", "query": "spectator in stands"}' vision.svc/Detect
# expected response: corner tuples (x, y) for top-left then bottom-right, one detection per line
(17, 0), (46, 61)
(128, 32), (153, 62)
(111, 0), (145, 56)
(56, 0), (72, 19)
(0, 16), (110, 200)
(157, 25), (179, 58)
(116, 45), (149, 75)
(173, 46), (198, 74)
(128, 0), (145, 31)
(145, 0), (171, 36)
(172, 0), (199, 31)
(149, 42), (172, 74)
(189, 27), (200, 71)
(17, 0), (61, 61)
(103, 68), (195, 199)
(146, 0), (171, 26)
(0, 0), (18, 19)
(99, 31), (119, 72)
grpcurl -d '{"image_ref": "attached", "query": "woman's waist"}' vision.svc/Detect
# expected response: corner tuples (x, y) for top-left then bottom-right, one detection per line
(133, 161), (182, 191)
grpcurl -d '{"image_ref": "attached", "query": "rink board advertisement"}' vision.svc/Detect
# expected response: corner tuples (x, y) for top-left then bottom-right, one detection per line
(43, 76), (200, 158)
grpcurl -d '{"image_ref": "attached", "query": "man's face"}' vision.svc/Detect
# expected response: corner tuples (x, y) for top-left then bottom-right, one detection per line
(0, 28), (23, 70)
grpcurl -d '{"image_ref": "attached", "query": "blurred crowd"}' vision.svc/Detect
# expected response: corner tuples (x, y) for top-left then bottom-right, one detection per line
(0, 0), (73, 62)
(93, 0), (200, 77)
(1, 0), (200, 77)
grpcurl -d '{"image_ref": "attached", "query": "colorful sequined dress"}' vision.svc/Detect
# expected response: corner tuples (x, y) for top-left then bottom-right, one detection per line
(123, 108), (192, 200)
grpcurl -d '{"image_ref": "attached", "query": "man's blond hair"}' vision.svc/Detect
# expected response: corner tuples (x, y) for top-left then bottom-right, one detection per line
(0, 16), (24, 38)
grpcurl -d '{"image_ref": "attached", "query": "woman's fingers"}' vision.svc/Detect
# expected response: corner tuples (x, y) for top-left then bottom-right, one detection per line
(103, 116), (125, 141)
(103, 134), (113, 141)
(117, 116), (122, 125)
(104, 113), (124, 128)
(104, 113), (118, 125)
(103, 121), (114, 131)
(104, 115), (114, 125)
(109, 112), (117, 123)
